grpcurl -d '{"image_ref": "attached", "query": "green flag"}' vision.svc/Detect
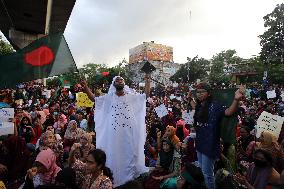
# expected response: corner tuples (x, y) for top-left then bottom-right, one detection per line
(0, 33), (77, 88)
(211, 89), (238, 144)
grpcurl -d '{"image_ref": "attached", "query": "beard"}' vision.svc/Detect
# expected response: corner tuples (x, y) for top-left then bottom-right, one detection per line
(114, 84), (124, 91)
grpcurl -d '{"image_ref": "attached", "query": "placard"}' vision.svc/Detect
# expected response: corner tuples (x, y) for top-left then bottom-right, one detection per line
(0, 122), (14, 136)
(256, 111), (284, 139)
(266, 90), (276, 99)
(154, 104), (168, 118)
(76, 92), (94, 108)
(182, 110), (195, 125)
(0, 108), (14, 122)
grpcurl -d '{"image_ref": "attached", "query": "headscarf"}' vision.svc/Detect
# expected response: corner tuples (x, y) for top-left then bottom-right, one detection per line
(176, 119), (189, 139)
(159, 138), (174, 169)
(165, 125), (180, 146)
(108, 76), (135, 94)
(64, 120), (85, 140)
(35, 148), (61, 184)
(258, 131), (279, 155)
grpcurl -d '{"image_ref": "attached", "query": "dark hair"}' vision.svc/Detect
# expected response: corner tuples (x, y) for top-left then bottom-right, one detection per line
(119, 180), (143, 189)
(20, 116), (32, 126)
(253, 149), (273, 165)
(194, 95), (212, 124)
(182, 163), (205, 189)
(56, 168), (78, 189)
(89, 149), (113, 181)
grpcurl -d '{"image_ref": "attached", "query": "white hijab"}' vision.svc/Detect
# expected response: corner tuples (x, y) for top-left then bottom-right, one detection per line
(108, 76), (135, 94)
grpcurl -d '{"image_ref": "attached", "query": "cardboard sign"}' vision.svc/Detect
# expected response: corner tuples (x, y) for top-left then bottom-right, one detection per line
(76, 92), (94, 108)
(0, 108), (14, 122)
(256, 111), (284, 139)
(154, 104), (168, 118)
(266, 90), (276, 99)
(182, 110), (195, 125)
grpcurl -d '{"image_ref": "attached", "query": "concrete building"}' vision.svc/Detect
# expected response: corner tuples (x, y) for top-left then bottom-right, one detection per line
(128, 41), (180, 86)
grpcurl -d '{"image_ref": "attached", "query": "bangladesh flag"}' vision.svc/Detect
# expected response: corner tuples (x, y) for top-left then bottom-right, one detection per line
(0, 33), (77, 88)
(211, 89), (238, 144)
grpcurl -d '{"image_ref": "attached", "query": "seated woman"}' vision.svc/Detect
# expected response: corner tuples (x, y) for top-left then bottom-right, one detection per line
(247, 131), (284, 173)
(38, 131), (64, 167)
(144, 138), (181, 189)
(23, 148), (62, 188)
(71, 149), (113, 189)
(177, 163), (206, 189)
(63, 120), (85, 152)
(71, 132), (95, 162)
(19, 116), (35, 146)
(234, 149), (281, 189)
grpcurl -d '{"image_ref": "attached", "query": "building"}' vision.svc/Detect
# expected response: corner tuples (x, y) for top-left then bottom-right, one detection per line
(128, 41), (180, 86)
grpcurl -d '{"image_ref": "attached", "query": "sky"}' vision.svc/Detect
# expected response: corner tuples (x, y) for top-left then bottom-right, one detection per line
(1, 0), (283, 68)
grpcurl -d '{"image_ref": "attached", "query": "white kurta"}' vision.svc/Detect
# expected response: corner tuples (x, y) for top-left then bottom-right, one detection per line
(94, 92), (148, 187)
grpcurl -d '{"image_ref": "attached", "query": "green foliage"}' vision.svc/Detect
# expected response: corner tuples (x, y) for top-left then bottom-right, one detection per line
(209, 50), (242, 84)
(170, 56), (210, 83)
(0, 36), (14, 55)
(259, 3), (284, 64)
(46, 61), (132, 88)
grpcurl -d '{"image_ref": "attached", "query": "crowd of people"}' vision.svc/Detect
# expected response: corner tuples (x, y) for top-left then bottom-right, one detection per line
(0, 78), (284, 189)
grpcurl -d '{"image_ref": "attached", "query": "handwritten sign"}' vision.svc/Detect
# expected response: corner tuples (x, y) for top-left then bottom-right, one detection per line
(154, 104), (168, 118)
(182, 110), (195, 125)
(76, 92), (94, 108)
(266, 90), (276, 99)
(0, 108), (14, 122)
(256, 111), (284, 139)
(0, 122), (14, 136)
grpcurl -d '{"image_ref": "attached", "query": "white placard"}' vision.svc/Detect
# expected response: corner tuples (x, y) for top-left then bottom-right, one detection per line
(0, 122), (14, 135)
(182, 110), (195, 125)
(266, 90), (276, 99)
(256, 111), (284, 139)
(0, 108), (14, 122)
(176, 97), (182, 101)
(154, 104), (169, 118)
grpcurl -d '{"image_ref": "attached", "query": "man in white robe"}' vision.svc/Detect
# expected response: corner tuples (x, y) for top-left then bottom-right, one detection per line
(81, 76), (148, 187)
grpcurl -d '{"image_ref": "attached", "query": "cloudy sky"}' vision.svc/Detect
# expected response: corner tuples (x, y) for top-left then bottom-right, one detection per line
(2, 0), (283, 68)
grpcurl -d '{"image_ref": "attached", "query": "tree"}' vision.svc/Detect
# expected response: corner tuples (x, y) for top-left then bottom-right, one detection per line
(209, 50), (242, 84)
(259, 3), (284, 64)
(170, 56), (210, 83)
(0, 36), (14, 55)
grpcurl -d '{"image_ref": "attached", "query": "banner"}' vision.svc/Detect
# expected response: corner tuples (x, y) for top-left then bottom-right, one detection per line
(154, 104), (168, 118)
(256, 111), (284, 139)
(76, 92), (94, 108)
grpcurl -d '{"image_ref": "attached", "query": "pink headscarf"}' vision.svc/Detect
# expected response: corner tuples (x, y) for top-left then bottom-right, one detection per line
(35, 148), (61, 184)
(176, 119), (189, 139)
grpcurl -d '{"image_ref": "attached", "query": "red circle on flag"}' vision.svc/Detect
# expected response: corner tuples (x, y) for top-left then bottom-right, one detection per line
(24, 46), (54, 66)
